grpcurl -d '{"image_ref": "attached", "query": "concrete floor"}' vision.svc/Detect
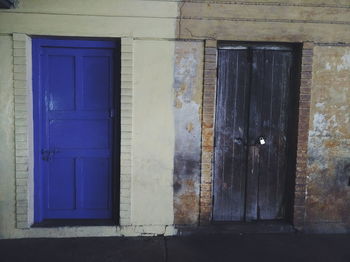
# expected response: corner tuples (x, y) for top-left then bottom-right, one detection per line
(1, 233), (350, 262)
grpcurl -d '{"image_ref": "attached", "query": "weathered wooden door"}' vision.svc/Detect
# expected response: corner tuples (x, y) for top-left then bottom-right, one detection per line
(213, 43), (299, 222)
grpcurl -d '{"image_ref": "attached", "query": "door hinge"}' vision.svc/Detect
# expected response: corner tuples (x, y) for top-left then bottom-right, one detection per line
(109, 108), (115, 118)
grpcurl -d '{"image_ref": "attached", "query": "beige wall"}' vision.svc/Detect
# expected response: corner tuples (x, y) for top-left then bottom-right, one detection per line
(0, 0), (177, 38)
(0, 35), (16, 239)
(0, 0), (178, 238)
(132, 40), (175, 226)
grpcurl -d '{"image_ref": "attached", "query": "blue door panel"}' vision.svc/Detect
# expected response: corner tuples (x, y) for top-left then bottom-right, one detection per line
(82, 55), (112, 110)
(49, 119), (110, 149)
(46, 158), (76, 211)
(33, 38), (117, 222)
(47, 55), (76, 111)
(80, 158), (111, 210)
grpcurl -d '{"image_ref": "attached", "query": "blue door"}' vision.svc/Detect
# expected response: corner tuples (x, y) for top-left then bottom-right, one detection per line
(33, 39), (119, 222)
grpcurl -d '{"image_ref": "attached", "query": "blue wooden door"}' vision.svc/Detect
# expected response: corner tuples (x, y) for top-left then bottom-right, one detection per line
(33, 39), (118, 222)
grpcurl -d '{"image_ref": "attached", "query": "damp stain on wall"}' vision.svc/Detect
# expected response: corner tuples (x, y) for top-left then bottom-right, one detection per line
(173, 41), (204, 225)
(305, 46), (350, 232)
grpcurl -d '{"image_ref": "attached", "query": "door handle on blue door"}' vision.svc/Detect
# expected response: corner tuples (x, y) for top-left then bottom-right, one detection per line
(41, 149), (58, 161)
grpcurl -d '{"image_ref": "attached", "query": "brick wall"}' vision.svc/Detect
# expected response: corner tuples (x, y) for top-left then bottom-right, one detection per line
(293, 42), (314, 229)
(119, 38), (134, 226)
(13, 33), (31, 229)
(199, 40), (217, 224)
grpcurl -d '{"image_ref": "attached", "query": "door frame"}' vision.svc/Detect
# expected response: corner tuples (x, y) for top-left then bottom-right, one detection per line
(199, 40), (313, 229)
(32, 37), (121, 225)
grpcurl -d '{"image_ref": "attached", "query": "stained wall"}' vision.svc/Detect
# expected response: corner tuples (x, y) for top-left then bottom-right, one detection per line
(173, 0), (350, 232)
(305, 46), (350, 233)
(173, 41), (204, 225)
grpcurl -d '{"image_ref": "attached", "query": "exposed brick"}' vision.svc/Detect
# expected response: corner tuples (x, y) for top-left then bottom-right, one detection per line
(302, 49), (313, 56)
(205, 54), (217, 63)
(205, 48), (216, 55)
(301, 71), (312, 79)
(301, 64), (312, 72)
(302, 56), (313, 65)
(299, 100), (311, 109)
(203, 78), (216, 85)
(203, 89), (215, 100)
(204, 59), (216, 67)
(199, 46), (218, 224)
(295, 184), (306, 192)
(300, 94), (311, 101)
(204, 69), (217, 78)
(203, 83), (215, 91)
(298, 107), (310, 115)
(300, 86), (311, 94)
(303, 42), (315, 49)
(205, 40), (217, 48)
(202, 104), (215, 114)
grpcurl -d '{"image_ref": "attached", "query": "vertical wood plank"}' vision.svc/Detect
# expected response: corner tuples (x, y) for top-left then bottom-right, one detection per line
(213, 48), (249, 221)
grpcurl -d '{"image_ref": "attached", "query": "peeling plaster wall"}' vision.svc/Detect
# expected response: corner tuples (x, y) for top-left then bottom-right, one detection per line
(175, 0), (350, 232)
(173, 41), (204, 225)
(305, 46), (350, 233)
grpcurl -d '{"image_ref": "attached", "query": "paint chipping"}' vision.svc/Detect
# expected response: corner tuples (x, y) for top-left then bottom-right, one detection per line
(306, 46), (350, 232)
(186, 122), (194, 133)
(337, 51), (350, 71)
(173, 41), (204, 225)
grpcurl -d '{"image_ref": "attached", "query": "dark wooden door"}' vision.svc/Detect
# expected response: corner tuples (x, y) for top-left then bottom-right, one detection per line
(213, 43), (299, 222)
